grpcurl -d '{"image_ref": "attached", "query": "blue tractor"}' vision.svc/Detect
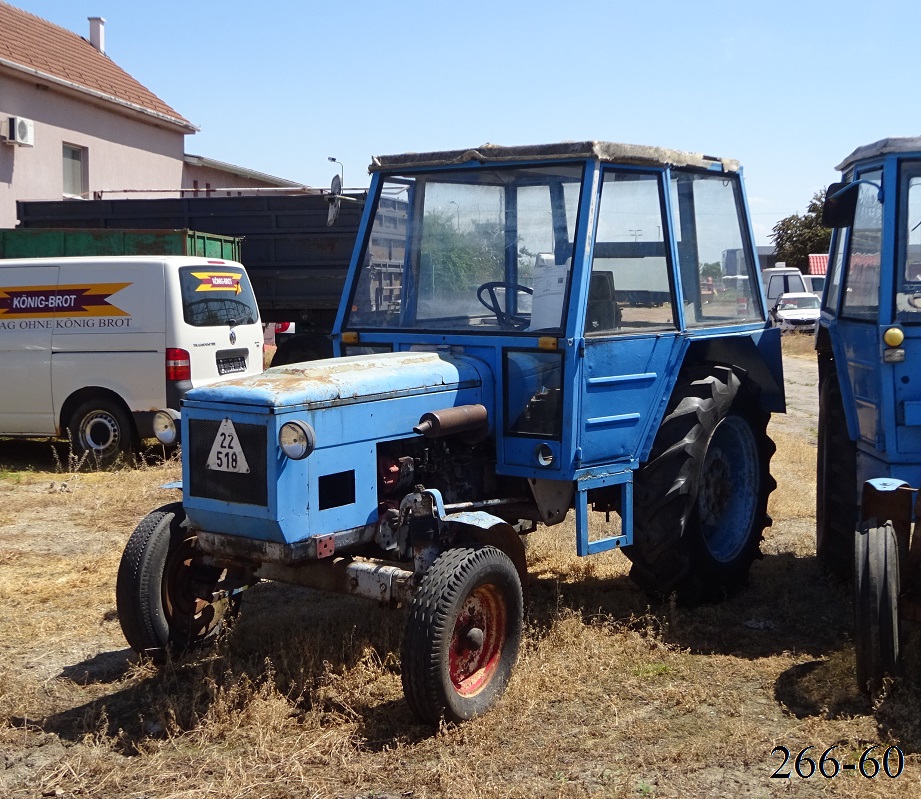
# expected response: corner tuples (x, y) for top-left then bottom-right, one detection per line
(117, 141), (784, 723)
(817, 137), (921, 694)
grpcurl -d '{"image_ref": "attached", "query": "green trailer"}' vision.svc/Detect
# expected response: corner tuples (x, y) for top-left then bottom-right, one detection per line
(0, 228), (241, 261)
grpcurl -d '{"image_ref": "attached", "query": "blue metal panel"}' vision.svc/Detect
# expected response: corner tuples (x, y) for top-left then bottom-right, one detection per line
(579, 335), (681, 465)
(186, 351), (483, 410)
(840, 328), (882, 448)
(182, 353), (491, 545)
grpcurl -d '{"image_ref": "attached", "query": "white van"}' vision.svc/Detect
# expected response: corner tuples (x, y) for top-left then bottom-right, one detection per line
(801, 274), (826, 297)
(761, 266), (808, 307)
(0, 256), (263, 462)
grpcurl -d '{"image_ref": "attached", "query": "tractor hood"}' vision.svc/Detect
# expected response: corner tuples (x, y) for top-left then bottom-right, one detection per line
(185, 351), (486, 410)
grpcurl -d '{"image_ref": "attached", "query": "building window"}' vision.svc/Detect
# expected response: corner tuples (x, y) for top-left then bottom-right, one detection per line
(63, 144), (87, 198)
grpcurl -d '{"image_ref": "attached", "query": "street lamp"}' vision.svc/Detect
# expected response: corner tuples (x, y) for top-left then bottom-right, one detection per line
(327, 156), (344, 186)
(449, 200), (460, 230)
(628, 229), (643, 242)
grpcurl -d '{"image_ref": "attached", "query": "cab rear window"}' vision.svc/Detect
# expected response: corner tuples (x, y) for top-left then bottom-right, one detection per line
(179, 265), (259, 327)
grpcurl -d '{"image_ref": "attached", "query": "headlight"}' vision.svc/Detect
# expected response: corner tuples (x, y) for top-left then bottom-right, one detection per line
(153, 409), (180, 445)
(279, 420), (316, 459)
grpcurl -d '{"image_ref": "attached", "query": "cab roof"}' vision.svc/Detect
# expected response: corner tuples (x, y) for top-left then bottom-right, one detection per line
(369, 141), (740, 174)
(836, 136), (921, 172)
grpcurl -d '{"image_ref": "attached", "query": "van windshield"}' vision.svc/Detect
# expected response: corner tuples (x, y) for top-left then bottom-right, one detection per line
(179, 265), (259, 327)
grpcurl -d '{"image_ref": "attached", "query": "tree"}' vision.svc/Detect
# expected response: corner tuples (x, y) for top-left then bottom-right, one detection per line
(701, 262), (723, 281)
(770, 190), (831, 273)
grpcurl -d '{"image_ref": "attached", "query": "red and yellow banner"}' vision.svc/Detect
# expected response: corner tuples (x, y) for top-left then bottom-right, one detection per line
(191, 271), (243, 294)
(0, 283), (130, 319)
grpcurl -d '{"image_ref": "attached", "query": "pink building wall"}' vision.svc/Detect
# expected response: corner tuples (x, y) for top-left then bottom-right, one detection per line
(0, 72), (189, 227)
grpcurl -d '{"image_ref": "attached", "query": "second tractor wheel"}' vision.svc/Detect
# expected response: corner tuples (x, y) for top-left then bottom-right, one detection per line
(816, 363), (858, 577)
(854, 520), (901, 694)
(401, 545), (523, 725)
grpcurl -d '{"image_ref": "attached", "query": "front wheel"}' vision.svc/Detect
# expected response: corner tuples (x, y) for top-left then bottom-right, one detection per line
(116, 502), (240, 658)
(401, 545), (523, 724)
(854, 520), (901, 694)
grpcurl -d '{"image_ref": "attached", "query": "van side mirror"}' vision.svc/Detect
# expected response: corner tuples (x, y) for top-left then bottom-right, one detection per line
(822, 182), (859, 228)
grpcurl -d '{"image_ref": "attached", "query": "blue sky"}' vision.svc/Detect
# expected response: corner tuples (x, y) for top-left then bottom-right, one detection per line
(19, 0), (921, 245)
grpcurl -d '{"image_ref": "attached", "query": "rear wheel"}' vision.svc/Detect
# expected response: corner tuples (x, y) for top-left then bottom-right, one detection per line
(272, 334), (333, 366)
(817, 364), (858, 577)
(854, 520), (901, 694)
(627, 366), (775, 602)
(401, 545), (523, 724)
(67, 397), (135, 466)
(116, 502), (240, 658)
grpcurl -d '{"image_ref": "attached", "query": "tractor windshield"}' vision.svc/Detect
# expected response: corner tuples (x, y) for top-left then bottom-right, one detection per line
(344, 164), (583, 334)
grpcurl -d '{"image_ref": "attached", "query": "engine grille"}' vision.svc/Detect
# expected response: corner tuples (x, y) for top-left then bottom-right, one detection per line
(188, 418), (268, 506)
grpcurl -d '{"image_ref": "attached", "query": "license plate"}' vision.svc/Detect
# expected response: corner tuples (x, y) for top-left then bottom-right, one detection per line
(206, 418), (250, 473)
(217, 356), (246, 375)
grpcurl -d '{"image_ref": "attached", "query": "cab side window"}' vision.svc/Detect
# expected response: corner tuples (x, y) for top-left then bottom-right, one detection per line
(841, 169), (882, 321)
(587, 170), (675, 334)
(670, 171), (761, 326)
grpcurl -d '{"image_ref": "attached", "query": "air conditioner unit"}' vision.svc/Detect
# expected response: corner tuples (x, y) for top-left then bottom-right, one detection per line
(5, 117), (35, 146)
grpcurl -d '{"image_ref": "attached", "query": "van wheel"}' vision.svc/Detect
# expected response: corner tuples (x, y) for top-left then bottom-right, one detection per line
(67, 398), (135, 465)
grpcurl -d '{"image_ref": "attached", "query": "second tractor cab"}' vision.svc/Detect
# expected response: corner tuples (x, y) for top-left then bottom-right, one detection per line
(817, 136), (921, 692)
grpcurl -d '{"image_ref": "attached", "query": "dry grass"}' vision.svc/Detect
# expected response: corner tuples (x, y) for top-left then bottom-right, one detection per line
(2, 432), (921, 798)
(767, 430), (816, 522)
(781, 331), (818, 360)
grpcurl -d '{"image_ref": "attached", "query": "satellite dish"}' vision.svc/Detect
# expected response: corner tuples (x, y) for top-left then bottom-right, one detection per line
(327, 174), (342, 227)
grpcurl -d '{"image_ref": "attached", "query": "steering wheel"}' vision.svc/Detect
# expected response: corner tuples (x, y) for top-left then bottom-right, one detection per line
(476, 282), (533, 330)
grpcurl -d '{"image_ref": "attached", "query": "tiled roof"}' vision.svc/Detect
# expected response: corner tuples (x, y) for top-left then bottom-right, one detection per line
(808, 253), (829, 275)
(0, 2), (195, 130)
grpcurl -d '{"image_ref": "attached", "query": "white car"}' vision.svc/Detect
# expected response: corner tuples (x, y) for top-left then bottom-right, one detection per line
(769, 291), (821, 333)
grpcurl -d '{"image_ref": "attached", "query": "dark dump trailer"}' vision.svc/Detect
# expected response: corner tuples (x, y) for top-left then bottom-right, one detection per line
(16, 192), (401, 364)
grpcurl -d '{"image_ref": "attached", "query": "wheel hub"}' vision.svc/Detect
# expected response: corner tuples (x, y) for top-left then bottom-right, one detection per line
(698, 415), (760, 563)
(82, 412), (119, 454)
(699, 447), (732, 525)
(449, 585), (506, 697)
(162, 537), (231, 643)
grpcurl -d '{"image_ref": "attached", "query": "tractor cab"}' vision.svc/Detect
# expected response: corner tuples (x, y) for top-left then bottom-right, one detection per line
(335, 143), (781, 502)
(118, 141), (783, 725)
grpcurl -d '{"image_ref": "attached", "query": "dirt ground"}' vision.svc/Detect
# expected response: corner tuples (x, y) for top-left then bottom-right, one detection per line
(2, 347), (920, 799)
